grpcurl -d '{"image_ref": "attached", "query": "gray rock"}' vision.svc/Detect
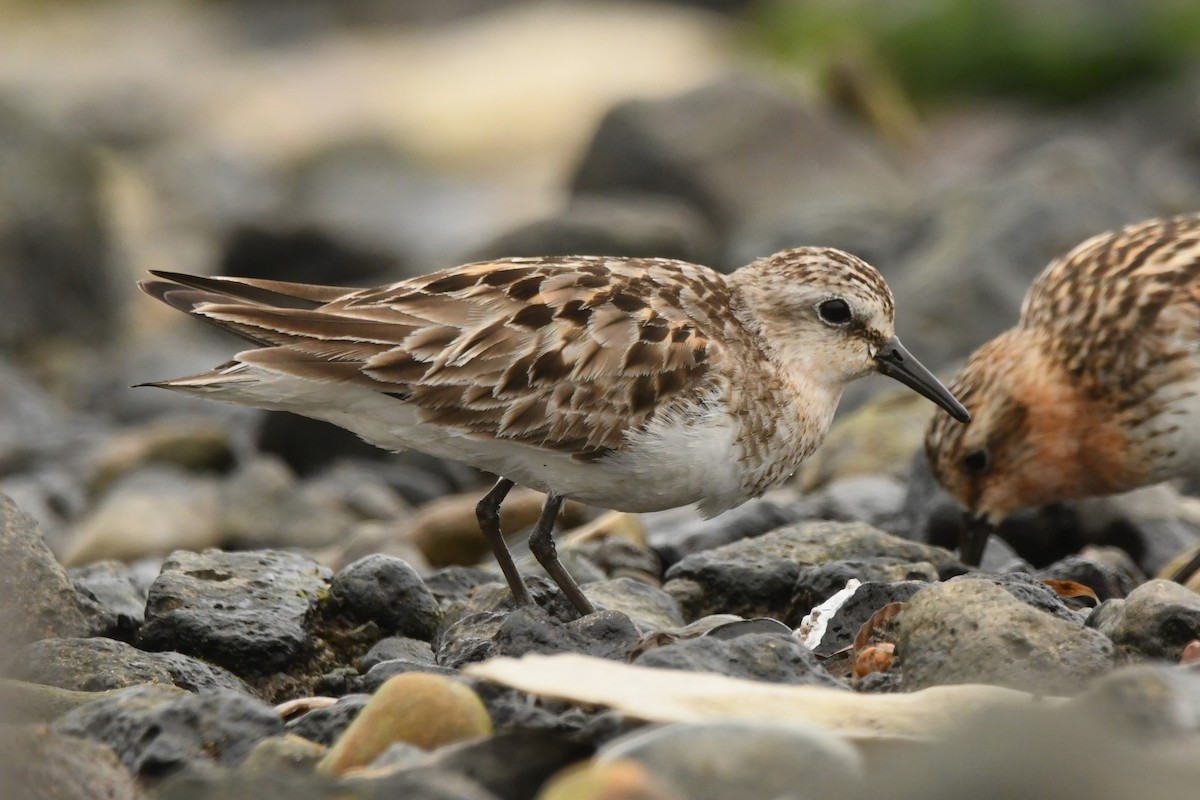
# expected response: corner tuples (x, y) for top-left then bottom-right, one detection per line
(644, 497), (810, 568)
(68, 559), (150, 634)
(1072, 486), (1200, 576)
(662, 520), (960, 620)
(788, 558), (939, 625)
(702, 617), (793, 640)
(359, 659), (459, 692)
(471, 194), (719, 266)
(219, 456), (362, 551)
(437, 611), (507, 670)
(0, 493), (93, 656)
(16, 637), (170, 700)
(285, 694), (370, 746)
(0, 101), (117, 350)
(10, 637), (251, 695)
(802, 580), (928, 657)
(634, 631), (844, 688)
(804, 475), (908, 525)
(571, 74), (904, 248)
(899, 578), (1114, 693)
(1087, 579), (1200, 661)
(425, 566), (507, 605)
(597, 719), (862, 800)
(0, 465), (89, 557)
(959, 572), (1079, 622)
(0, 725), (139, 800)
(330, 554), (441, 641)
(495, 607), (638, 661)
(63, 467), (223, 567)
(51, 685), (282, 779)
(1036, 554), (1137, 601)
(312, 666), (361, 697)
(0, 678), (120, 724)
(359, 636), (436, 672)
(139, 549), (331, 676)
(585, 577), (686, 629)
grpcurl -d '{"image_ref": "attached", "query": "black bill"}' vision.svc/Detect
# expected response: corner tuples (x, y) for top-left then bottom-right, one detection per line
(959, 512), (994, 567)
(874, 336), (970, 423)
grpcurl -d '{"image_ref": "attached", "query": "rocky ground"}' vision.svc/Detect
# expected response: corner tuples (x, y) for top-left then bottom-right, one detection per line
(3, 1), (1200, 799)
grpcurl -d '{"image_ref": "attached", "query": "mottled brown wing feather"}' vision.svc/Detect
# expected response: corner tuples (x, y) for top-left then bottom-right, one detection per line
(1019, 214), (1200, 395)
(148, 258), (730, 459)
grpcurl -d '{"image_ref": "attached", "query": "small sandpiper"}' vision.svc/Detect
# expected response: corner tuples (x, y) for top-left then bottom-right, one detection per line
(142, 248), (969, 615)
(926, 214), (1200, 565)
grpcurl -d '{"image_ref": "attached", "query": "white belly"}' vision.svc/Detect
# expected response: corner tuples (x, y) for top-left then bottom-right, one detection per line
(171, 367), (757, 515)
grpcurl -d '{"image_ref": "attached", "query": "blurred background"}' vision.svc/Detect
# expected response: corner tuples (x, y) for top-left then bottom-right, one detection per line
(3, 0), (1200, 570)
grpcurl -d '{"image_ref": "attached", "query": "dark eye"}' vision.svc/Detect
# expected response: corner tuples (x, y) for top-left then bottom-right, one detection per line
(961, 448), (990, 475)
(818, 298), (852, 325)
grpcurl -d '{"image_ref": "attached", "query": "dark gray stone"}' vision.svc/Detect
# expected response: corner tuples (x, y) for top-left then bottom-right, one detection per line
(10, 637), (251, 695)
(803, 580), (928, 657)
(584, 577), (685, 629)
(425, 566), (506, 605)
(958, 572), (1079, 622)
(663, 520), (960, 620)
(359, 636), (436, 672)
(0, 101), (117, 350)
(360, 659), (459, 692)
(645, 497), (810, 568)
(330, 554), (441, 641)
(634, 631), (844, 688)
(899, 578), (1114, 694)
(0, 493), (93, 658)
(0, 725), (139, 800)
(1087, 579), (1200, 661)
(51, 685), (282, 779)
(495, 607), (638, 661)
(702, 617), (793, 640)
(1036, 554), (1137, 601)
(788, 559), (939, 625)
(285, 694), (369, 746)
(571, 74), (903, 246)
(68, 556), (148, 633)
(437, 611), (506, 670)
(804, 475), (908, 526)
(139, 549), (331, 675)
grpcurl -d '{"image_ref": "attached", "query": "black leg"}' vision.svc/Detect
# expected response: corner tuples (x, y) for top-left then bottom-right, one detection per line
(475, 477), (531, 606)
(528, 492), (596, 616)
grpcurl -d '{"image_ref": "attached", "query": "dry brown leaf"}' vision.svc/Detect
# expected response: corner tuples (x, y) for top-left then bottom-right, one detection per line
(852, 602), (906, 652)
(1040, 579), (1099, 607)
